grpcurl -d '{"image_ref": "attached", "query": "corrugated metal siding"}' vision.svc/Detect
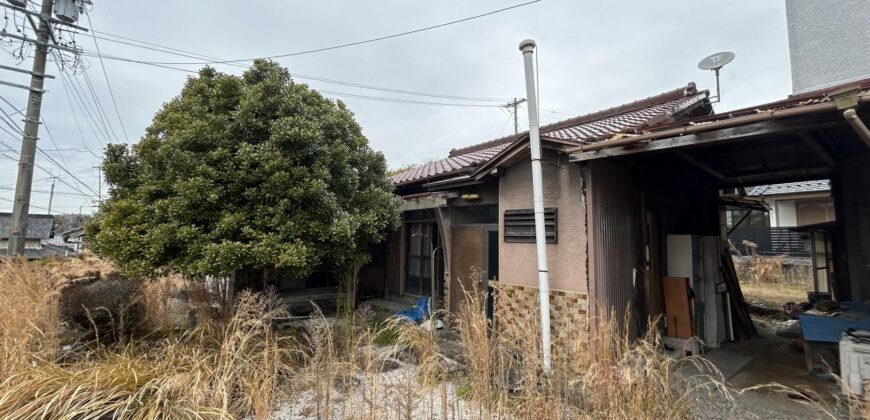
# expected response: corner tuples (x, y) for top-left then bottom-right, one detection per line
(589, 160), (640, 338)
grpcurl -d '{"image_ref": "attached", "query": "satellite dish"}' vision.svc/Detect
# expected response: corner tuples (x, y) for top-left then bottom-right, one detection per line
(698, 51), (735, 71)
(697, 51), (735, 103)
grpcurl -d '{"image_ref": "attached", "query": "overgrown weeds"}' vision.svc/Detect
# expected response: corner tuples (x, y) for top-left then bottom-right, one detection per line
(734, 240), (813, 287)
(2, 257), (862, 419)
(452, 275), (723, 419)
(0, 290), (295, 419)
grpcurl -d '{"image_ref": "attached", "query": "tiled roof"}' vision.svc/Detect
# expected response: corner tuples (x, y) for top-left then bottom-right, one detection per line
(0, 212), (54, 240)
(391, 139), (514, 186)
(642, 78), (870, 136)
(746, 180), (830, 196)
(391, 83), (708, 186)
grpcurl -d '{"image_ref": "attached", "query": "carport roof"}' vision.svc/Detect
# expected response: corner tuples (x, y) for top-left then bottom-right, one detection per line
(391, 83), (709, 186)
(569, 77), (870, 158)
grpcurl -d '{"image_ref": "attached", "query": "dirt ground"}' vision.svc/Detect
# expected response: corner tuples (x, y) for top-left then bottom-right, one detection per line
(740, 282), (808, 312)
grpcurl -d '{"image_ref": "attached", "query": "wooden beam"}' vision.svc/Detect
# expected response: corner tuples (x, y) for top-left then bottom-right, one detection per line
(718, 166), (830, 188)
(676, 151), (725, 179)
(569, 118), (843, 162)
(798, 132), (836, 166)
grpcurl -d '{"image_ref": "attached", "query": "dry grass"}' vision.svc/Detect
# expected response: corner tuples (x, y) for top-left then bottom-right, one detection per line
(0, 258), (61, 382)
(740, 282), (808, 309)
(0, 291), (295, 419)
(451, 276), (726, 419)
(2, 257), (866, 419)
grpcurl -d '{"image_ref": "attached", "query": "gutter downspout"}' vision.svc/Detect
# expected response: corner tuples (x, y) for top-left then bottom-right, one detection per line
(831, 87), (870, 149)
(844, 109), (870, 148)
(520, 39), (552, 371)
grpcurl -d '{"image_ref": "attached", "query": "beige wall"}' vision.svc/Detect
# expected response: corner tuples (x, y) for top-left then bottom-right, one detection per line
(498, 149), (587, 293)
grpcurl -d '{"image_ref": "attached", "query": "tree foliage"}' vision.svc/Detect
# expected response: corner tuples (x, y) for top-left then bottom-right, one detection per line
(89, 61), (401, 278)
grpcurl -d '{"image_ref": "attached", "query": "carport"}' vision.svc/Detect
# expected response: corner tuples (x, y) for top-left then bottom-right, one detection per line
(570, 81), (870, 340)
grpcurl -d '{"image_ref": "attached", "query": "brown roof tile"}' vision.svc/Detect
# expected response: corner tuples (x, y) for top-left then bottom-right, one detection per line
(391, 83), (708, 186)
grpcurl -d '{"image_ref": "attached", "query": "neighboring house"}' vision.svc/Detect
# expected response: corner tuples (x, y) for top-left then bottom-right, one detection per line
(61, 226), (86, 254)
(746, 180), (834, 228)
(0, 212), (55, 259)
(725, 180), (834, 257)
(41, 226), (86, 257)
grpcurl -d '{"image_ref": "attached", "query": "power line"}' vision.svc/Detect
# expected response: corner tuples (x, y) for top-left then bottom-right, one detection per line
(84, 9), (130, 143)
(0, 185), (89, 197)
(84, 33), (512, 102)
(80, 67), (120, 141)
(142, 1), (542, 66)
(0, 196), (53, 213)
(0, 94), (82, 182)
(0, 138), (99, 198)
(316, 89), (506, 107)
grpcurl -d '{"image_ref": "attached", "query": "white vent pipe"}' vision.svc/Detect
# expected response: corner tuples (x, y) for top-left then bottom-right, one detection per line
(519, 39), (552, 371)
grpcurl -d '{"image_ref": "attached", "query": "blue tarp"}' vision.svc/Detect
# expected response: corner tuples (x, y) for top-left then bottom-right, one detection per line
(395, 296), (430, 324)
(799, 301), (870, 342)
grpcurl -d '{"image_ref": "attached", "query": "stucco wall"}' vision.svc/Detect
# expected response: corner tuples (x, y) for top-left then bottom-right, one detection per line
(774, 200), (797, 227)
(498, 149), (587, 293)
(786, 0), (870, 94)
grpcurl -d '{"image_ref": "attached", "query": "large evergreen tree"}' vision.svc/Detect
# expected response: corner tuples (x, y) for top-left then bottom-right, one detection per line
(89, 61), (401, 279)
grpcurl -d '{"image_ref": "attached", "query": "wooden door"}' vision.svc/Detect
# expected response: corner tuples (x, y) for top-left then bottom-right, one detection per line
(450, 226), (485, 314)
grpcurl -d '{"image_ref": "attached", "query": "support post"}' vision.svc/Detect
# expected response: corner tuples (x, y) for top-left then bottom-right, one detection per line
(47, 176), (55, 214)
(520, 39), (552, 371)
(8, 0), (54, 255)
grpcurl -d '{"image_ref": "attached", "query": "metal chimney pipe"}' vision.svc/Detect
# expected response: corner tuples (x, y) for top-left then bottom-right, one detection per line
(519, 38), (552, 371)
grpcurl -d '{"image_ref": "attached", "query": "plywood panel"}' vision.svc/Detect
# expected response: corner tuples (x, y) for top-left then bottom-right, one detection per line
(663, 276), (693, 339)
(451, 226), (484, 313)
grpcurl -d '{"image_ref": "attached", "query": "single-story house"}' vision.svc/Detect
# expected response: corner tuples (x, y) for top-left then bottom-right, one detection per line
(358, 0), (870, 347)
(360, 82), (716, 343)
(0, 212), (55, 259)
(359, 76), (870, 348)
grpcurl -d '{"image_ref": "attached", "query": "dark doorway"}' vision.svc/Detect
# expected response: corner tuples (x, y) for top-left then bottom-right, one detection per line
(485, 227), (499, 318)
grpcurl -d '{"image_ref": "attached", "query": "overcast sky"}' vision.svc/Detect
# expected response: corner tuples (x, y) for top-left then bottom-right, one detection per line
(0, 0), (792, 215)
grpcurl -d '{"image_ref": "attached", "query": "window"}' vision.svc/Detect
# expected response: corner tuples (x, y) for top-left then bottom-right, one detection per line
(504, 208), (557, 243)
(405, 223), (436, 296)
(725, 206), (769, 229)
(454, 205), (498, 225)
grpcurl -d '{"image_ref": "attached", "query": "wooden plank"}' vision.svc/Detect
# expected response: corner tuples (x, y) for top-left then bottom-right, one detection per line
(663, 276), (693, 339)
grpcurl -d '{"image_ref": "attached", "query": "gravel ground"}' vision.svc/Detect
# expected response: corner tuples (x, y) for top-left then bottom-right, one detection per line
(269, 360), (472, 419)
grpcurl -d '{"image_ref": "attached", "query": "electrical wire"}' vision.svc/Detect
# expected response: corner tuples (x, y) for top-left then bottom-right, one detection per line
(0, 138), (99, 198)
(143, 1), (542, 66)
(83, 33), (511, 102)
(316, 90), (506, 108)
(84, 9), (129, 143)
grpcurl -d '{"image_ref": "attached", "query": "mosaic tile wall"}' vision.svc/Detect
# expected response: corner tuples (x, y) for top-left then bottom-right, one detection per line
(492, 282), (589, 349)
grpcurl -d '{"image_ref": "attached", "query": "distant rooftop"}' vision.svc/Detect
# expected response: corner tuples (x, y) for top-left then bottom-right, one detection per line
(0, 212), (55, 240)
(746, 180), (830, 196)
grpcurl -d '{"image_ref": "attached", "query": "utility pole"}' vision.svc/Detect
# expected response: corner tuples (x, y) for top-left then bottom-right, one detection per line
(503, 97), (527, 134)
(3, 0), (87, 255)
(93, 165), (101, 208)
(7, 0), (54, 255)
(47, 176), (56, 214)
